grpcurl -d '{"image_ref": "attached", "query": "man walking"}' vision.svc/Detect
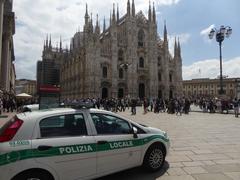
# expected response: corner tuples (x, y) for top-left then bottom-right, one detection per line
(233, 98), (239, 118)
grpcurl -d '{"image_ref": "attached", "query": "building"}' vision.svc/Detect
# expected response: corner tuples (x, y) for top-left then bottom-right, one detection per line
(0, 0), (16, 94)
(38, 1), (183, 100)
(15, 79), (37, 96)
(183, 78), (240, 99)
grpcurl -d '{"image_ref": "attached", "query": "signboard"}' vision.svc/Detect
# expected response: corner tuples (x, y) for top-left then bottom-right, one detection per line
(39, 85), (60, 110)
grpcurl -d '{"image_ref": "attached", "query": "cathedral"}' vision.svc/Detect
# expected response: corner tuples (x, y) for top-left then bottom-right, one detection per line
(39, 0), (183, 100)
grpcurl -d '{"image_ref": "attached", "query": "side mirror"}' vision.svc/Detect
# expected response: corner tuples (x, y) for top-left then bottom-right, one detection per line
(133, 127), (138, 138)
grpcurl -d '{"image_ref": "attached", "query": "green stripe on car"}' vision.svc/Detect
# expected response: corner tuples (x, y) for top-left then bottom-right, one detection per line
(0, 135), (168, 167)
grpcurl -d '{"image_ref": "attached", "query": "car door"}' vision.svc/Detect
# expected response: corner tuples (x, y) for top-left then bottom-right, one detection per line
(90, 113), (142, 174)
(31, 113), (97, 180)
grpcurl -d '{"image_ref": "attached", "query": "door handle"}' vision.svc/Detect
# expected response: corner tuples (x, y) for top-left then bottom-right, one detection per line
(97, 141), (108, 145)
(37, 145), (53, 151)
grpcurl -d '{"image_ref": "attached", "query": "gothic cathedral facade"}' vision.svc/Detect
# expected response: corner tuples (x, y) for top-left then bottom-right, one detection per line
(41, 0), (183, 100)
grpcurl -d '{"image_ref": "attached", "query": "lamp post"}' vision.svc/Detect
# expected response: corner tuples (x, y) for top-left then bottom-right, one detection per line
(209, 25), (232, 95)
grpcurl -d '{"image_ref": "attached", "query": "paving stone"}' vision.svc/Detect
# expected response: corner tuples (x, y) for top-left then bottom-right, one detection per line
(166, 167), (187, 175)
(203, 164), (240, 173)
(193, 173), (233, 180)
(183, 166), (208, 174)
(193, 149), (213, 154)
(156, 175), (196, 180)
(169, 162), (184, 168)
(187, 153), (229, 161)
(201, 160), (216, 165)
(166, 155), (192, 162)
(182, 161), (204, 167)
(214, 159), (240, 165)
(224, 172), (240, 180)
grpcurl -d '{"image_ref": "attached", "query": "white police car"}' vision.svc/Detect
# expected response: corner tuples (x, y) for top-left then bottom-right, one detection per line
(0, 106), (170, 180)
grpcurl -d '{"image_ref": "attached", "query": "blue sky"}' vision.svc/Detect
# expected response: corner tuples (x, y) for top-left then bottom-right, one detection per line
(13, 0), (240, 80)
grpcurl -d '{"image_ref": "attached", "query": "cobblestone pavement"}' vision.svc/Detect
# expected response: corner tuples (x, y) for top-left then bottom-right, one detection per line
(99, 107), (240, 180)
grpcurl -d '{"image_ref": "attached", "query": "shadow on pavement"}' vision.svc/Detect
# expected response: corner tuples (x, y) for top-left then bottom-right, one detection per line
(96, 161), (169, 180)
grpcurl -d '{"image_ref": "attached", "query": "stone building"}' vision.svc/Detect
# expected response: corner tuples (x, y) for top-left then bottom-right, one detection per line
(40, 0), (183, 100)
(15, 79), (37, 96)
(0, 0), (15, 94)
(183, 78), (240, 99)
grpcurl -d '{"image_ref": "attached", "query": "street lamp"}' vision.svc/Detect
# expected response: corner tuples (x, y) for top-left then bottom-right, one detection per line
(209, 25), (232, 95)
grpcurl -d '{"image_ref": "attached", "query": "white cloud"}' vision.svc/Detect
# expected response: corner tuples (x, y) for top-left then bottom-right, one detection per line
(200, 24), (215, 42)
(13, 0), (182, 79)
(155, 0), (181, 6)
(168, 33), (191, 56)
(183, 57), (240, 80)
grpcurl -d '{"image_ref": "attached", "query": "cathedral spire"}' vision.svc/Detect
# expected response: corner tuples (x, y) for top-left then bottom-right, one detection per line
(117, 3), (119, 21)
(85, 3), (89, 25)
(164, 20), (168, 42)
(174, 37), (177, 58)
(60, 36), (62, 52)
(153, 2), (156, 24)
(178, 38), (181, 57)
(148, 0), (152, 22)
(103, 16), (106, 31)
(110, 10), (112, 26)
(49, 34), (52, 48)
(112, 3), (116, 24)
(132, 0), (135, 17)
(46, 34), (48, 48)
(127, 0), (130, 16)
(90, 13), (94, 33)
(95, 14), (100, 34)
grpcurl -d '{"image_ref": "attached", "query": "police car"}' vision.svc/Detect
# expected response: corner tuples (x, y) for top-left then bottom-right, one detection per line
(0, 104), (170, 180)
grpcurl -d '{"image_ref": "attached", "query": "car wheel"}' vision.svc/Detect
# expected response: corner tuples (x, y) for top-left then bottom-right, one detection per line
(12, 171), (54, 180)
(143, 145), (165, 172)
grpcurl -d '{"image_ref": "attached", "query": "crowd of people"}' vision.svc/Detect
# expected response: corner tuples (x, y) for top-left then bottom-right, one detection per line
(0, 91), (36, 114)
(62, 97), (193, 116)
(1, 91), (239, 118)
(193, 97), (240, 117)
(62, 96), (240, 118)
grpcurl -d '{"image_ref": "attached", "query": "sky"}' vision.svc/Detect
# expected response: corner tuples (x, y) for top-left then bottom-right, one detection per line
(13, 0), (240, 80)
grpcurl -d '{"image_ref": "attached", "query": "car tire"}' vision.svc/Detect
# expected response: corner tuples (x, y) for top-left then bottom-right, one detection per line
(12, 170), (54, 180)
(143, 144), (165, 172)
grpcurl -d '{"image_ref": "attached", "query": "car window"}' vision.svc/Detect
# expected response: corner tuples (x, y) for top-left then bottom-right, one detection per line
(91, 113), (131, 135)
(40, 114), (87, 138)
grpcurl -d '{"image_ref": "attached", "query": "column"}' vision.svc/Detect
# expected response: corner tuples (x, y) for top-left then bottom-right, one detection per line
(0, 0), (5, 83)
(1, 34), (10, 90)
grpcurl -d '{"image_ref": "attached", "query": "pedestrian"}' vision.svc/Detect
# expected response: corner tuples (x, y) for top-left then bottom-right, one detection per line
(233, 98), (239, 118)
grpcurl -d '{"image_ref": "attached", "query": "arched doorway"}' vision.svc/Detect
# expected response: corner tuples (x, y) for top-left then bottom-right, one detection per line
(139, 83), (145, 99)
(158, 90), (162, 99)
(118, 88), (124, 98)
(102, 88), (108, 99)
(169, 90), (173, 99)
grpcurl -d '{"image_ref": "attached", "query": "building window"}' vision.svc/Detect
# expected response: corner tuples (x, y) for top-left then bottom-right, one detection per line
(119, 68), (123, 79)
(169, 74), (172, 82)
(138, 29), (145, 47)
(158, 56), (161, 66)
(158, 72), (162, 81)
(139, 57), (144, 68)
(102, 67), (107, 78)
(118, 49), (124, 61)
